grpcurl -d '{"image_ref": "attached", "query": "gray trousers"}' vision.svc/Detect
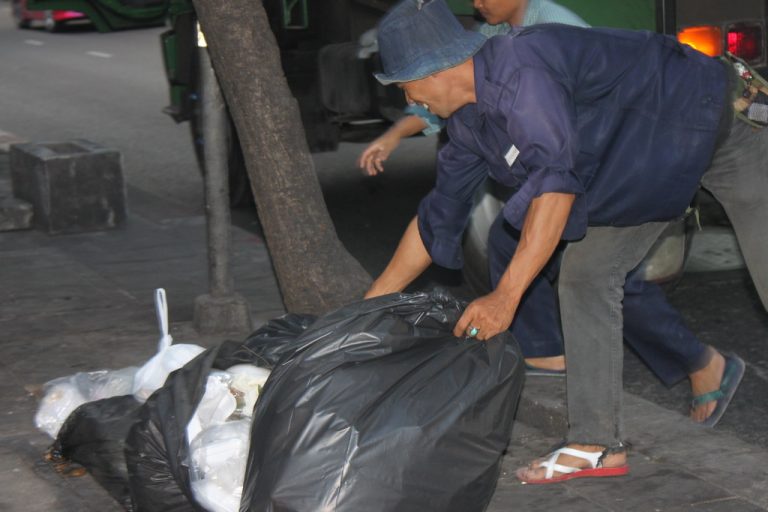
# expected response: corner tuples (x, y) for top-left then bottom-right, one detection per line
(560, 118), (768, 447)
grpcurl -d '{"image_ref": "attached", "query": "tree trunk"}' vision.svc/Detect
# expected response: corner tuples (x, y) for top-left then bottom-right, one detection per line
(191, 0), (372, 315)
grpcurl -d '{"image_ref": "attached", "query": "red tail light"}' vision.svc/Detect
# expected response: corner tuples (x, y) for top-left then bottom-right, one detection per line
(727, 23), (764, 63)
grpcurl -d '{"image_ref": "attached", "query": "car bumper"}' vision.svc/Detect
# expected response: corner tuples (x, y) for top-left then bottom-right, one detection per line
(52, 10), (85, 21)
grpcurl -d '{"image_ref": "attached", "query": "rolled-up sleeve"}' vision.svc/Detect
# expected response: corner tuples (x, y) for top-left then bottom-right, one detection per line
(417, 132), (488, 269)
(404, 104), (445, 136)
(498, 68), (588, 240)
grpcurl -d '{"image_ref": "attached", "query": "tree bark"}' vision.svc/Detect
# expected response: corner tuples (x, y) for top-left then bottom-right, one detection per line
(191, 0), (372, 315)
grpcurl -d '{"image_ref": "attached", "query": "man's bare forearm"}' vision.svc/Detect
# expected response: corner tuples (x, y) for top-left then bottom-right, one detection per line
(365, 216), (432, 298)
(453, 192), (575, 340)
(496, 192), (575, 304)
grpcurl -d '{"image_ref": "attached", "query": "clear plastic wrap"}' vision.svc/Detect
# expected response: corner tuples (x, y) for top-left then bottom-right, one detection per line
(188, 420), (252, 512)
(183, 365), (272, 511)
(226, 364), (271, 418)
(34, 367), (137, 438)
(186, 371), (237, 443)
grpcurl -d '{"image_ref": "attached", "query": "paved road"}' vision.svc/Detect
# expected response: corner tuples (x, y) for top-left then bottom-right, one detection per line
(0, 3), (203, 213)
(1, 0), (766, 450)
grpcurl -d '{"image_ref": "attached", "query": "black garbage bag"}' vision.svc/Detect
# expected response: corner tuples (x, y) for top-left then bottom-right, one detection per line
(237, 313), (317, 367)
(123, 313), (314, 512)
(54, 395), (144, 510)
(241, 291), (524, 512)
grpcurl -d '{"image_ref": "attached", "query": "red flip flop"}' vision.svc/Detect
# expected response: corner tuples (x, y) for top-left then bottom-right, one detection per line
(517, 447), (630, 485)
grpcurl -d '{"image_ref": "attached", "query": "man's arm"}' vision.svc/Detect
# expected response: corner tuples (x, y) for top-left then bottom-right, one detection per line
(357, 115), (429, 176)
(453, 192), (575, 340)
(365, 216), (432, 298)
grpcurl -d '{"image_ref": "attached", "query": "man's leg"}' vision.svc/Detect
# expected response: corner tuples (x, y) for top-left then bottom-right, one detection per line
(622, 270), (728, 422)
(516, 222), (669, 483)
(516, 222), (669, 482)
(559, 223), (669, 446)
(701, 120), (768, 311)
(623, 269), (710, 387)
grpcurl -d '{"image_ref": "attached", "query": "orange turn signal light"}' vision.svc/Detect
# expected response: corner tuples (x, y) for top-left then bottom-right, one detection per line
(677, 26), (724, 57)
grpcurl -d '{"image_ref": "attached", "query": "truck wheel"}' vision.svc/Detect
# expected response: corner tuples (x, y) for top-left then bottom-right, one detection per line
(634, 213), (693, 285)
(462, 181), (505, 296)
(44, 11), (61, 32)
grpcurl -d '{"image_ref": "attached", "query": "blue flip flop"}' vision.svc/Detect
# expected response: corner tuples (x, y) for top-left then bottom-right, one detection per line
(692, 352), (745, 428)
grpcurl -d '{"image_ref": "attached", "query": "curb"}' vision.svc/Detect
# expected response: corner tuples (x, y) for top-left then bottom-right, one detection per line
(515, 375), (568, 436)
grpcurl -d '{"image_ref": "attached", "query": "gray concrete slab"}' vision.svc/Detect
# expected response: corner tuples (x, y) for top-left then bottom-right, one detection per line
(0, 436), (122, 512)
(513, 377), (768, 511)
(668, 499), (767, 512)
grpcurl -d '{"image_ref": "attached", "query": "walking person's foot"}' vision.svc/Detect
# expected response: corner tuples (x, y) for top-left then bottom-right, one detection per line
(524, 355), (566, 376)
(689, 347), (745, 427)
(689, 347), (726, 423)
(525, 356), (565, 372)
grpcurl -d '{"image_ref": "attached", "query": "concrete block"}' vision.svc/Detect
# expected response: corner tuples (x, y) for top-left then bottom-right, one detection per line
(9, 140), (126, 234)
(0, 197), (33, 231)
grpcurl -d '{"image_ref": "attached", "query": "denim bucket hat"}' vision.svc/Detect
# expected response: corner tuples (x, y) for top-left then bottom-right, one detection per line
(375, 0), (487, 85)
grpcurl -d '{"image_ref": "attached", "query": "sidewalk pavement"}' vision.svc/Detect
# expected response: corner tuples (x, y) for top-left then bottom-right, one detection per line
(1, 149), (767, 512)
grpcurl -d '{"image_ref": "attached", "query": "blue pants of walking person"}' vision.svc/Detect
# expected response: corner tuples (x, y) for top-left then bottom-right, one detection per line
(487, 215), (711, 386)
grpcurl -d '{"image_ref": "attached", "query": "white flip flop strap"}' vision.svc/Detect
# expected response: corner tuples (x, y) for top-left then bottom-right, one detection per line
(154, 288), (173, 351)
(541, 447), (603, 479)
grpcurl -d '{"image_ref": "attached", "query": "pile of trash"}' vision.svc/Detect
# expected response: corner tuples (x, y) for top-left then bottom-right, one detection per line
(35, 289), (524, 512)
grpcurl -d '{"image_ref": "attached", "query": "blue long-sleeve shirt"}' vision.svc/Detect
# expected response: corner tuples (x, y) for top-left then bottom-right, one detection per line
(417, 25), (729, 269)
(408, 0), (589, 134)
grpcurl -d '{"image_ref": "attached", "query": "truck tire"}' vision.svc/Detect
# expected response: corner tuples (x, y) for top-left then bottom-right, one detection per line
(44, 11), (62, 32)
(462, 181), (505, 296)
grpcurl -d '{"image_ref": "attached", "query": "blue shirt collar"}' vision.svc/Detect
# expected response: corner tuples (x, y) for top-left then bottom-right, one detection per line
(453, 44), (508, 129)
(469, 44), (507, 119)
(451, 51), (485, 128)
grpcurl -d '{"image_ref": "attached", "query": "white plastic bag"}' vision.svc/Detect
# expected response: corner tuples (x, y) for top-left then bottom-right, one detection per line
(35, 378), (87, 439)
(227, 364), (271, 418)
(186, 364), (271, 442)
(34, 367), (138, 438)
(185, 364), (271, 511)
(189, 420), (252, 512)
(132, 289), (205, 401)
(186, 371), (237, 443)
